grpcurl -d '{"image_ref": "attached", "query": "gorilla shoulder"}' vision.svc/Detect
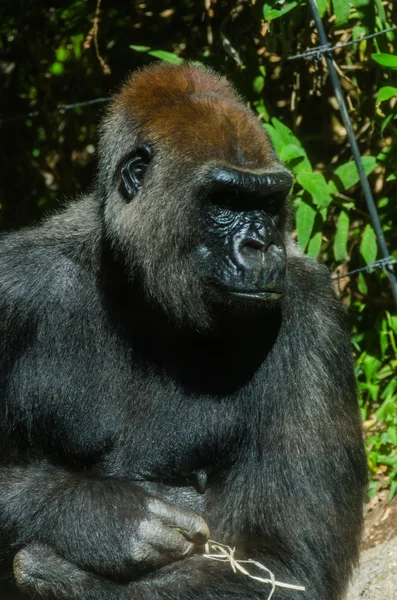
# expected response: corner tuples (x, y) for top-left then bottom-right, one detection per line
(0, 196), (100, 314)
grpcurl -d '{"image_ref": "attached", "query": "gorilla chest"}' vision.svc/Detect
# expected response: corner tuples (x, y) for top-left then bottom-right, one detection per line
(86, 383), (242, 514)
(27, 323), (256, 511)
(106, 383), (243, 486)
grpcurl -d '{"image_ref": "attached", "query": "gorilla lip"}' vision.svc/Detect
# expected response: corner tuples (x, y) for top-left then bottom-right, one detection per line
(229, 290), (282, 300)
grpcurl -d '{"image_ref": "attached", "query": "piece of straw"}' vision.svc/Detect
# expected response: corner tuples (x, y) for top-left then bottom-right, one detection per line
(203, 540), (305, 600)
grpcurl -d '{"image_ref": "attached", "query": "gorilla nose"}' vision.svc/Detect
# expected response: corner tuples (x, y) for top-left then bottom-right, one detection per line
(238, 237), (267, 266)
(232, 226), (276, 269)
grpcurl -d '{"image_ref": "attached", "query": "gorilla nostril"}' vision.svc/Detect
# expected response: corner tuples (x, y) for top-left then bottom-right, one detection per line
(245, 239), (265, 251)
(240, 239), (266, 258)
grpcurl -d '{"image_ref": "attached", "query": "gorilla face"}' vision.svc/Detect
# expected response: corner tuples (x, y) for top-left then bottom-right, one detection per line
(100, 63), (294, 327)
(199, 166), (292, 302)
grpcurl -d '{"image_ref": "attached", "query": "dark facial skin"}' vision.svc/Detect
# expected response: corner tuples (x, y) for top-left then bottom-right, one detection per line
(199, 166), (292, 302)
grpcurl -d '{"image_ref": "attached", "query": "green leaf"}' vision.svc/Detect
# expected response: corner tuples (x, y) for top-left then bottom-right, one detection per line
(360, 224), (377, 265)
(389, 314), (397, 335)
(317, 0), (327, 17)
(273, 118), (302, 146)
(297, 172), (333, 208)
(389, 479), (397, 501)
(328, 156), (377, 194)
(363, 353), (382, 382)
(387, 426), (397, 445)
(357, 272), (368, 295)
(263, 1), (299, 20)
(381, 113), (396, 136)
(263, 124), (284, 153)
(56, 46), (69, 62)
(50, 62), (64, 75)
(380, 375), (397, 400)
(279, 144), (312, 174)
(253, 75), (265, 94)
(253, 99), (270, 122)
(333, 0), (351, 26)
(130, 45), (151, 53)
(372, 53), (397, 69)
(352, 0), (371, 7)
(148, 50), (184, 64)
(380, 330), (389, 358)
(377, 86), (397, 104)
(130, 46), (184, 63)
(307, 227), (323, 258)
(264, 118), (306, 157)
(296, 200), (316, 251)
(334, 211), (350, 261)
(376, 396), (397, 421)
(367, 480), (379, 500)
(374, 0), (387, 26)
(352, 25), (366, 41)
(71, 34), (84, 59)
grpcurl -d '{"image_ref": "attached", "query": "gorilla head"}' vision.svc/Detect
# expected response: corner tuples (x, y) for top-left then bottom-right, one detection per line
(98, 63), (293, 328)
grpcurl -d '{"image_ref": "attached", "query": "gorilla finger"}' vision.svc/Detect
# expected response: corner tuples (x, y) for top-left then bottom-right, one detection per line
(139, 518), (195, 558)
(14, 543), (87, 598)
(147, 498), (210, 545)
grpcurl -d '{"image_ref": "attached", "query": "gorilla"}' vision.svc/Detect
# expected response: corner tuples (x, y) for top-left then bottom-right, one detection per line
(0, 63), (366, 600)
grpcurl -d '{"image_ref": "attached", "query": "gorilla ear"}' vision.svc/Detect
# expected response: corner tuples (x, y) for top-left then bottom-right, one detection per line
(119, 146), (152, 201)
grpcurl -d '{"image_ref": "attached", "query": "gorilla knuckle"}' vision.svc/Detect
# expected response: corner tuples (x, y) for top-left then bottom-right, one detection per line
(186, 515), (210, 545)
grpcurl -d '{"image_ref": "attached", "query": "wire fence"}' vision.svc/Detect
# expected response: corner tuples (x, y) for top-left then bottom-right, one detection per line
(306, 0), (397, 308)
(0, 97), (113, 125)
(287, 24), (397, 61)
(1, 5), (396, 304)
(332, 257), (397, 281)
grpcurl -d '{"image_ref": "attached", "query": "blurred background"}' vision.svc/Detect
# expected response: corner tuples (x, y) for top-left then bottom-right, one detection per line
(1, 0), (397, 535)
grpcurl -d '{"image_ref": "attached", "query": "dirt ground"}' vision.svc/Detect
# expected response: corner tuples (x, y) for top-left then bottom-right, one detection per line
(362, 493), (397, 551)
(347, 494), (397, 600)
(345, 494), (397, 600)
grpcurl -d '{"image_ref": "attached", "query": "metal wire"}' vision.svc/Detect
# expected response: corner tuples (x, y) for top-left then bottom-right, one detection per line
(288, 25), (397, 61)
(0, 97), (113, 125)
(307, 0), (397, 308)
(332, 257), (397, 280)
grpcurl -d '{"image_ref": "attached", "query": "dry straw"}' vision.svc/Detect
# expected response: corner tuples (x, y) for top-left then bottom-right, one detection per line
(203, 540), (305, 600)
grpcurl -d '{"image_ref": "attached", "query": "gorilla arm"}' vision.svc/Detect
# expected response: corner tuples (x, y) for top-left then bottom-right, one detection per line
(12, 421), (363, 600)
(0, 463), (209, 583)
(14, 543), (306, 600)
(0, 239), (209, 589)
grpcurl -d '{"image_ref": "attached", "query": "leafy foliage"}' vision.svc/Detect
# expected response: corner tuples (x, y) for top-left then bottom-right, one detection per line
(0, 0), (396, 498)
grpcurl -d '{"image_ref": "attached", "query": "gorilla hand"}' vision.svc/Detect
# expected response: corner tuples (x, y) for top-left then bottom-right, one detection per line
(123, 494), (210, 575)
(52, 484), (209, 580)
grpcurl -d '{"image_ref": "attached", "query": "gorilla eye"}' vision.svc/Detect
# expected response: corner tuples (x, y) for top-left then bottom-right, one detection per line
(119, 146), (152, 201)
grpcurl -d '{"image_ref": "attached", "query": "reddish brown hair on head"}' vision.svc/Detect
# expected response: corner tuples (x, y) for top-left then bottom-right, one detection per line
(111, 62), (276, 169)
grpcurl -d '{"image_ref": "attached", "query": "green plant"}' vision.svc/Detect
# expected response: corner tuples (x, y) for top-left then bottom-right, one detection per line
(260, 0), (397, 500)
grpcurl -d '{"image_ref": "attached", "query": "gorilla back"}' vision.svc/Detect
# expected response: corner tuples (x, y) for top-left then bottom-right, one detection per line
(0, 63), (366, 600)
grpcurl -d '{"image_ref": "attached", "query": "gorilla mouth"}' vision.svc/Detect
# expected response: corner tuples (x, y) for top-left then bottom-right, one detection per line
(207, 259), (285, 302)
(230, 289), (282, 299)
(209, 254), (285, 301)
(209, 280), (284, 303)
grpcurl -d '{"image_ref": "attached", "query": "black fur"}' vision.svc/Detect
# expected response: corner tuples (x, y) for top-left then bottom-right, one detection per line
(0, 64), (366, 600)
